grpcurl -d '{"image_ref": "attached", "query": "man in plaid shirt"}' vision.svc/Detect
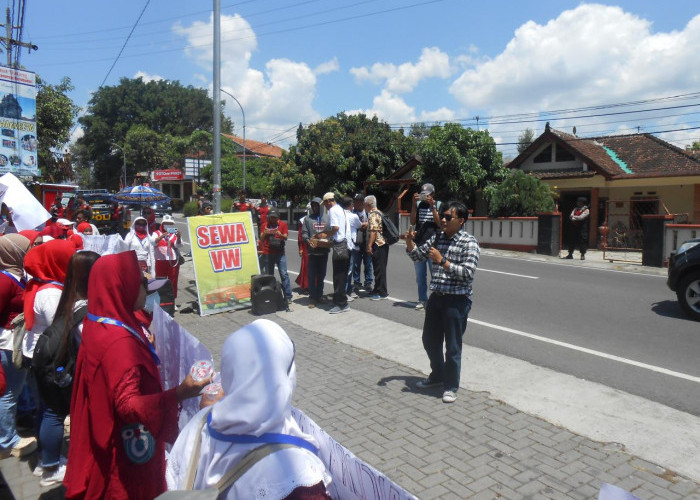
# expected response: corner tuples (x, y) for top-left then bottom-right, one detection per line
(405, 201), (480, 404)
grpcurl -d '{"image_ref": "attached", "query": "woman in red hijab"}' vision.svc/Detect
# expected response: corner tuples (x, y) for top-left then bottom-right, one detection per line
(64, 251), (208, 499)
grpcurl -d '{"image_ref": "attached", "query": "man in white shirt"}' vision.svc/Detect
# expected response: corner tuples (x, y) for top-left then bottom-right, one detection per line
(342, 197), (363, 301)
(322, 192), (351, 314)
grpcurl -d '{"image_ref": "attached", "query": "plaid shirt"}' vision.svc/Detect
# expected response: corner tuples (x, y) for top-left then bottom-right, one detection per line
(408, 228), (480, 297)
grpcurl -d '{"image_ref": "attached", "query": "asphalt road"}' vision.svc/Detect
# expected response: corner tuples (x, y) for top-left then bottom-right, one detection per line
(175, 220), (700, 416)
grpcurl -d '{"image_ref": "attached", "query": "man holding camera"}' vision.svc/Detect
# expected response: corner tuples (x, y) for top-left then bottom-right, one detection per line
(405, 201), (480, 404)
(410, 183), (442, 310)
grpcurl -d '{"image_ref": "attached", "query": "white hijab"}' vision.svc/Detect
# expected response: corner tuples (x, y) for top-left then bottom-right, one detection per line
(123, 216), (155, 273)
(166, 319), (330, 499)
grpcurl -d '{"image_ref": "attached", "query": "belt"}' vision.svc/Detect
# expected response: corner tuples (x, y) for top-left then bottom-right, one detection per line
(432, 291), (464, 296)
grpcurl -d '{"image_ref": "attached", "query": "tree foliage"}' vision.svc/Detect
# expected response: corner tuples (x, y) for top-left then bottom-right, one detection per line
(278, 113), (416, 200)
(517, 128), (535, 154)
(36, 76), (79, 182)
(415, 123), (506, 204)
(74, 77), (232, 189)
(484, 170), (555, 217)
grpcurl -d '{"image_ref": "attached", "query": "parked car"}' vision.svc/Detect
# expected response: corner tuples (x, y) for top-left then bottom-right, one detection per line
(65, 192), (131, 234)
(667, 238), (700, 321)
(122, 197), (172, 217)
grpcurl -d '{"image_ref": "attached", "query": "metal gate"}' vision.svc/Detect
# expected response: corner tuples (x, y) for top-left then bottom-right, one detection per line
(601, 198), (659, 263)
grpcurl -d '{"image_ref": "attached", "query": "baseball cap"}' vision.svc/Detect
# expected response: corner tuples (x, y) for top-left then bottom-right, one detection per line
(353, 193), (364, 201)
(56, 218), (75, 226)
(322, 192), (335, 202)
(310, 197), (322, 205)
(161, 214), (175, 224)
(268, 208), (280, 218)
(420, 183), (435, 195)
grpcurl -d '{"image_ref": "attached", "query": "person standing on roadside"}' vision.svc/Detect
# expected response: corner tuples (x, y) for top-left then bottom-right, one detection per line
(342, 196), (363, 302)
(405, 201), (480, 404)
(565, 197), (590, 260)
(410, 183), (442, 310)
(302, 198), (330, 308)
(322, 192), (351, 314)
(365, 195), (389, 301)
(349, 194), (372, 294)
(259, 208), (293, 304)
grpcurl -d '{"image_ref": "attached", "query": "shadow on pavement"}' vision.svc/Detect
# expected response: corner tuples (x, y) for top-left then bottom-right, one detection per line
(651, 300), (690, 320)
(377, 375), (442, 398)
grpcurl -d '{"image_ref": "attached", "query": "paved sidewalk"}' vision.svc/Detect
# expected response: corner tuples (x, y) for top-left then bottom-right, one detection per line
(1, 253), (697, 499)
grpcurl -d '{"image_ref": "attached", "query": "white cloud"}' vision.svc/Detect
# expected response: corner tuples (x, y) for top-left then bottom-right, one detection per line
(314, 57), (339, 76)
(134, 71), (163, 83)
(450, 5), (700, 114)
(173, 14), (321, 145)
(350, 47), (452, 94)
(69, 127), (84, 145)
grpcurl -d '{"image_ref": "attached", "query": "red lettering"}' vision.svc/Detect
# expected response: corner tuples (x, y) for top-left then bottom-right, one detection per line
(197, 226), (210, 247)
(209, 225), (221, 246)
(236, 224), (247, 242)
(209, 247), (242, 272)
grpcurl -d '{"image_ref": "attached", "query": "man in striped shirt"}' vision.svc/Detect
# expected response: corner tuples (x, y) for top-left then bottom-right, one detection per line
(405, 201), (480, 404)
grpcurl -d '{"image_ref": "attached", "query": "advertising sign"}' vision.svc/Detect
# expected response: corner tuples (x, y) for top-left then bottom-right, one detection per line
(0, 66), (37, 177)
(187, 212), (260, 315)
(153, 169), (184, 181)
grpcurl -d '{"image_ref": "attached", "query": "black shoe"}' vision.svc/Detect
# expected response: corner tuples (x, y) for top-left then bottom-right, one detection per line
(415, 378), (442, 389)
(564, 254), (573, 259)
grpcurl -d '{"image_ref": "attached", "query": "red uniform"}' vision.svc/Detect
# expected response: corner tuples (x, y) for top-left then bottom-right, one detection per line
(64, 251), (179, 499)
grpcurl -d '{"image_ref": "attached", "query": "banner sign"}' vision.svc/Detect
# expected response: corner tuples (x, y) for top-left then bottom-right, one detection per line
(0, 66), (38, 177)
(292, 408), (418, 500)
(154, 169), (184, 181)
(187, 212), (260, 316)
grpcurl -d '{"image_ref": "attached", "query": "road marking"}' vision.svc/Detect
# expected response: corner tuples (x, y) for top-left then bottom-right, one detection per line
(288, 271), (699, 383)
(479, 268), (538, 279)
(468, 318), (700, 384)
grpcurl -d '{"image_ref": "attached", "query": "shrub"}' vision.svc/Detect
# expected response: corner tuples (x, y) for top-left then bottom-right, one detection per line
(484, 170), (555, 217)
(183, 201), (199, 217)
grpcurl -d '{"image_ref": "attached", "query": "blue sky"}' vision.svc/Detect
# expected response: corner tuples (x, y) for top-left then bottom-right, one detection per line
(20, 0), (700, 158)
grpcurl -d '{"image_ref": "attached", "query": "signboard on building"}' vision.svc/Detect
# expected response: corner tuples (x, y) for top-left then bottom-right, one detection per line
(0, 66), (37, 177)
(154, 169), (184, 181)
(187, 212), (260, 315)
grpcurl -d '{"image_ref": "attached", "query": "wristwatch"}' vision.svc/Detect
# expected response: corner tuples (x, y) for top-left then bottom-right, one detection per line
(440, 257), (446, 266)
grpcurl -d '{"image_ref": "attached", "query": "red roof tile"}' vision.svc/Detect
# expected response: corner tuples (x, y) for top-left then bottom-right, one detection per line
(222, 134), (284, 158)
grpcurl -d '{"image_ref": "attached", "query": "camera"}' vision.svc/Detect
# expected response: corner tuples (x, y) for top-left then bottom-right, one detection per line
(166, 226), (178, 234)
(419, 193), (427, 202)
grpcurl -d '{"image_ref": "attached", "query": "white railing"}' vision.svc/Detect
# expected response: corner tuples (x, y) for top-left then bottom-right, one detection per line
(467, 217), (538, 251)
(664, 224), (700, 260)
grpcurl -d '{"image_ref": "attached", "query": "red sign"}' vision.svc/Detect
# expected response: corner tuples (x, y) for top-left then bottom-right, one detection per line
(153, 169), (184, 181)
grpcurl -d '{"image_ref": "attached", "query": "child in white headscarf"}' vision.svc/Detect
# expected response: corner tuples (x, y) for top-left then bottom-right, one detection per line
(123, 216), (156, 274)
(166, 319), (332, 499)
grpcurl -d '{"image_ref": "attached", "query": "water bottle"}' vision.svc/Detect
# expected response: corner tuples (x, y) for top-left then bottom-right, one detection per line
(55, 366), (72, 388)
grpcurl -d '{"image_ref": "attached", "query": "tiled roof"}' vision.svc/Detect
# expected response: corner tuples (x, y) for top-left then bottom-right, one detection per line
(222, 134), (284, 158)
(512, 128), (700, 180)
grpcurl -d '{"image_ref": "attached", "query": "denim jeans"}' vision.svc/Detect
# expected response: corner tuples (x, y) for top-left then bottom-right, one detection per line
(307, 253), (328, 300)
(0, 349), (27, 451)
(332, 244), (350, 307)
(264, 253), (293, 299)
(350, 248), (373, 290)
(414, 259), (433, 303)
(422, 294), (472, 392)
(39, 407), (66, 467)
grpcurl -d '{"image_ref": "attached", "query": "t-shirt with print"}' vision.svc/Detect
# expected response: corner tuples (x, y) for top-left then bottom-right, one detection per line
(260, 220), (288, 255)
(368, 209), (386, 247)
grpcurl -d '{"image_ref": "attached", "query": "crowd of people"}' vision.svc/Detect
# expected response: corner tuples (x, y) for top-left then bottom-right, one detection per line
(0, 181), (481, 496)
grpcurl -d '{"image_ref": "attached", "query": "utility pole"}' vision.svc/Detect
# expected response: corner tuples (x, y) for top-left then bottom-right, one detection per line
(1, 8), (37, 67)
(212, 0), (222, 213)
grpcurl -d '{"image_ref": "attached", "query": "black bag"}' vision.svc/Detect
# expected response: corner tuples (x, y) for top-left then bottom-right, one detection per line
(31, 305), (88, 415)
(250, 274), (287, 315)
(381, 214), (400, 245)
(332, 240), (350, 260)
(268, 236), (285, 250)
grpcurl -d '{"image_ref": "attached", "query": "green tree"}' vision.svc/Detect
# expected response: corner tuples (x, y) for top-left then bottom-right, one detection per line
(408, 122), (431, 143)
(75, 77), (232, 189)
(517, 128), (535, 154)
(285, 112), (416, 199)
(36, 76), (79, 182)
(416, 123), (506, 203)
(484, 170), (555, 217)
(686, 141), (700, 153)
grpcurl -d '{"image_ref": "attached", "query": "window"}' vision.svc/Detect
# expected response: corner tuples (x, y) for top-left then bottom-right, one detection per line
(555, 145), (575, 162)
(533, 145), (552, 163)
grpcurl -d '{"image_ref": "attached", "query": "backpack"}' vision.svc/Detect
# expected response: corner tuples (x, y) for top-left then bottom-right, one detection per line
(31, 305), (88, 414)
(381, 214), (399, 245)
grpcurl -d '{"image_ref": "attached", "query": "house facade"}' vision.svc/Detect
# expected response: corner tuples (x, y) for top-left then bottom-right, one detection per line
(508, 124), (700, 247)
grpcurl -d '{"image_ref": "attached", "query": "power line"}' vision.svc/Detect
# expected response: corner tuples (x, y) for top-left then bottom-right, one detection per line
(99, 0), (152, 88)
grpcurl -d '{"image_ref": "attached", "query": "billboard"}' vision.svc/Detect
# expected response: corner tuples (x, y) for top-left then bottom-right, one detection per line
(0, 66), (37, 177)
(187, 211), (260, 315)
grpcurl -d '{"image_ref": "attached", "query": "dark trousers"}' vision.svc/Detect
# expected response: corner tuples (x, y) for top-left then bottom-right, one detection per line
(371, 243), (389, 297)
(332, 244), (350, 307)
(307, 253), (328, 300)
(422, 293), (472, 392)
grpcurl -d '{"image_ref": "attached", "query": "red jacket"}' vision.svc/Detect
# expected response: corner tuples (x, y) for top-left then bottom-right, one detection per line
(260, 220), (288, 255)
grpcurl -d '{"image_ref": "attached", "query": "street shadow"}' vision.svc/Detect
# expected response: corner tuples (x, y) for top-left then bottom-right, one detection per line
(392, 301), (418, 309)
(651, 300), (690, 320)
(38, 485), (65, 499)
(377, 375), (442, 399)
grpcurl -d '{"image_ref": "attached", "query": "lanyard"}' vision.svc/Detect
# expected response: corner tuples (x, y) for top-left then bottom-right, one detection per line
(87, 313), (160, 365)
(0, 270), (25, 289)
(206, 412), (318, 455)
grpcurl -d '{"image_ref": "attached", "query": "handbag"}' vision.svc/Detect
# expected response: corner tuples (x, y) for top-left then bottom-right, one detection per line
(11, 313), (27, 369)
(332, 240), (349, 259)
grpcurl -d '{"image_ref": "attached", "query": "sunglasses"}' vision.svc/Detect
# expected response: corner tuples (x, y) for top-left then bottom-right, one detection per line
(441, 213), (455, 222)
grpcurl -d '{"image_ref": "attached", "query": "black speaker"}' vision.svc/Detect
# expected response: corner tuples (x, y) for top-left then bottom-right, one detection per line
(251, 274), (286, 315)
